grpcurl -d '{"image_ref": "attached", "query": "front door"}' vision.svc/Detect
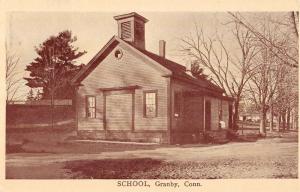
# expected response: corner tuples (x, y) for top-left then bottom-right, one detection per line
(205, 100), (211, 131)
(228, 104), (233, 129)
(105, 92), (133, 130)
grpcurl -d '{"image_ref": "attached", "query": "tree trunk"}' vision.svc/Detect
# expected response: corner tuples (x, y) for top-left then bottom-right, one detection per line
(282, 111), (286, 131)
(292, 111), (298, 130)
(259, 108), (267, 136)
(291, 112), (294, 130)
(277, 115), (281, 131)
(287, 108), (291, 131)
(232, 99), (240, 131)
(295, 113), (298, 130)
(269, 104), (274, 132)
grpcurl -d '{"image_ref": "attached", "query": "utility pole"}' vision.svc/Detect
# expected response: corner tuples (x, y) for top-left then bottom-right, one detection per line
(45, 46), (55, 129)
(50, 47), (55, 129)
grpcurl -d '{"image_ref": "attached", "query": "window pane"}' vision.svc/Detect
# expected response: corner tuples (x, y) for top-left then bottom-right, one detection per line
(145, 92), (157, 117)
(88, 97), (95, 107)
(146, 93), (155, 105)
(87, 96), (96, 118)
(91, 108), (95, 118)
(87, 108), (96, 118)
(146, 105), (156, 117)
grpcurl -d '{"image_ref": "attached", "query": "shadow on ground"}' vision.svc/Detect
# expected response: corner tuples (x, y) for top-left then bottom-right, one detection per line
(64, 158), (226, 179)
(64, 158), (164, 179)
(6, 142), (161, 154)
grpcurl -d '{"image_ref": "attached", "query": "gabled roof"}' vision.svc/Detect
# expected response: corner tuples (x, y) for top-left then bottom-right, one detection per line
(71, 36), (225, 94)
(71, 36), (119, 85)
(133, 45), (224, 93)
(127, 42), (186, 74)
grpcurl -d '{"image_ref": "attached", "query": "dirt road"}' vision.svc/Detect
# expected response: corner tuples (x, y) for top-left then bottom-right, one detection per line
(6, 132), (298, 179)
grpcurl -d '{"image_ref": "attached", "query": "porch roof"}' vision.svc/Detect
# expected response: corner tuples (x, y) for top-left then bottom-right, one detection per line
(183, 91), (234, 101)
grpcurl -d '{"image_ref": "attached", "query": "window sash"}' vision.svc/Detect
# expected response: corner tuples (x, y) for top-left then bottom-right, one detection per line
(86, 96), (96, 118)
(144, 91), (157, 117)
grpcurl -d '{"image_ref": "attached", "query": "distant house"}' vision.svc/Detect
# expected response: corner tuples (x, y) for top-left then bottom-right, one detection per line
(71, 12), (234, 144)
(239, 112), (261, 122)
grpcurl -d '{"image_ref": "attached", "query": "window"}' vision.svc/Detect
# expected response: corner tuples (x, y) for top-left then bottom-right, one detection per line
(114, 49), (123, 59)
(86, 96), (96, 118)
(144, 91), (157, 117)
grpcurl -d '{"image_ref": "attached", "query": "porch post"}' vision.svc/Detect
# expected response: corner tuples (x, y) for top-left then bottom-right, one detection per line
(203, 96), (206, 133)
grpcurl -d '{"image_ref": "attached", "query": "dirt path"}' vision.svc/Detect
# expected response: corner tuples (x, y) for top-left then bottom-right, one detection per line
(6, 132), (298, 179)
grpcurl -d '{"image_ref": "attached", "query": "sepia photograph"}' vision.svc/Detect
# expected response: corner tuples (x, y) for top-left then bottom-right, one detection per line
(5, 10), (298, 180)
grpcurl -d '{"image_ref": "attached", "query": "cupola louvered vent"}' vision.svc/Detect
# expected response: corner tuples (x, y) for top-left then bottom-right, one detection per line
(121, 21), (132, 39)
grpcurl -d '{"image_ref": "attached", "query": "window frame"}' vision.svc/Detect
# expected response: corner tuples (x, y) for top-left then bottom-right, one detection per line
(86, 95), (96, 118)
(143, 90), (158, 118)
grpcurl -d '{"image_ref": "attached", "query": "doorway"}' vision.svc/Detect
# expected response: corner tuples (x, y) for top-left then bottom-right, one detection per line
(205, 100), (211, 131)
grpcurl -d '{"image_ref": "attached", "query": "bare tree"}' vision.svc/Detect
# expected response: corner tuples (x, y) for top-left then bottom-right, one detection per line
(232, 12), (299, 135)
(249, 51), (297, 135)
(6, 49), (23, 103)
(273, 66), (298, 131)
(180, 22), (259, 130)
(247, 47), (282, 135)
(228, 12), (298, 68)
(290, 11), (299, 38)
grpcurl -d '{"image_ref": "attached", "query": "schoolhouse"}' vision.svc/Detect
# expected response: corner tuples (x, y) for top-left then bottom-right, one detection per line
(71, 12), (233, 144)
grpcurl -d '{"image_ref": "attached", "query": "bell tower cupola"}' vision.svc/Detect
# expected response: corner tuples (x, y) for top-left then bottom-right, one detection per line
(114, 12), (148, 50)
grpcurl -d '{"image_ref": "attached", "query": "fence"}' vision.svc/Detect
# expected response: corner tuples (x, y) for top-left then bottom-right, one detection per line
(7, 99), (72, 105)
(6, 100), (75, 129)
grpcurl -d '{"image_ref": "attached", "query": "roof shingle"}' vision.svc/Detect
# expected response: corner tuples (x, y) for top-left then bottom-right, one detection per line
(130, 42), (224, 93)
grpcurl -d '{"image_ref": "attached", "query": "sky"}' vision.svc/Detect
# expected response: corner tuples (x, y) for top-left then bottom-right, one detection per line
(7, 12), (234, 100)
(8, 12), (288, 100)
(7, 12), (229, 63)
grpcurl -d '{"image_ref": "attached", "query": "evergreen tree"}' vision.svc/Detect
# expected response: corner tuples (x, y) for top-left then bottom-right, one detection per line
(24, 30), (86, 99)
(26, 89), (35, 101)
(35, 89), (43, 100)
(190, 60), (208, 79)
